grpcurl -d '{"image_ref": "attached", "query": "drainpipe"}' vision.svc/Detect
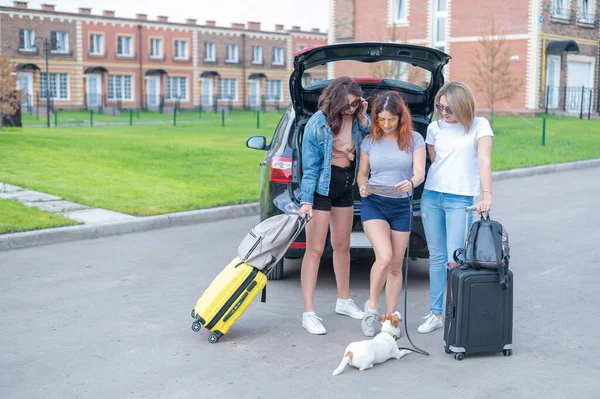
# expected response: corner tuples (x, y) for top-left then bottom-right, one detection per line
(138, 24), (143, 109)
(242, 33), (247, 110)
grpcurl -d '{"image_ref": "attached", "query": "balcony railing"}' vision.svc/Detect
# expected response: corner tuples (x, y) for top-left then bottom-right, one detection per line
(551, 8), (572, 21)
(577, 11), (596, 25)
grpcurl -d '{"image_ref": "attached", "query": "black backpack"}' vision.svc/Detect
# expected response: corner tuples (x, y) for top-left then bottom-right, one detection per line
(453, 214), (510, 289)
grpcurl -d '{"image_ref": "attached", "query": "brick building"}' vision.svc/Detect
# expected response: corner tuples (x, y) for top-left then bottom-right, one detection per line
(1, 1), (327, 111)
(330, 0), (600, 113)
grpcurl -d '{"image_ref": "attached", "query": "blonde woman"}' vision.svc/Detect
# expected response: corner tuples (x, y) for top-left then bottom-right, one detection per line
(418, 82), (494, 334)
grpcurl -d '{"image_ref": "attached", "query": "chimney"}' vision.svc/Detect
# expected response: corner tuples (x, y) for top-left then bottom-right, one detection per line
(275, 24), (284, 31)
(205, 20), (216, 27)
(157, 15), (168, 22)
(311, 28), (320, 33)
(247, 21), (261, 31)
(103, 10), (115, 17)
(41, 4), (55, 11)
(231, 22), (245, 29)
(78, 7), (91, 15)
(291, 25), (301, 31)
(13, 1), (28, 8)
(136, 14), (147, 21)
(186, 18), (197, 25)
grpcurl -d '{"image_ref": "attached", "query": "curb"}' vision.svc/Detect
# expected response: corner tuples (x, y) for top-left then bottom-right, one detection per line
(1, 158), (599, 252)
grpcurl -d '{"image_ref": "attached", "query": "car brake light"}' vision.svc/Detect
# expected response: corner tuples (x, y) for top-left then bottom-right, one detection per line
(290, 242), (306, 249)
(270, 157), (293, 183)
(353, 78), (383, 84)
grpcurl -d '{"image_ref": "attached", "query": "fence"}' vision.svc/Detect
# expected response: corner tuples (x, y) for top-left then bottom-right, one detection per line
(544, 85), (599, 119)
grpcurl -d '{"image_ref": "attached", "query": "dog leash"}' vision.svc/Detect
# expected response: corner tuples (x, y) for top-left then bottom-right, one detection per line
(396, 180), (430, 357)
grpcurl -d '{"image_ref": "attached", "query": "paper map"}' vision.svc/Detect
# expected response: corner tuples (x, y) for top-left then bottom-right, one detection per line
(365, 184), (405, 198)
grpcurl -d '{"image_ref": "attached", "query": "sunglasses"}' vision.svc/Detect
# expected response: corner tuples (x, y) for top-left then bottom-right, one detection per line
(376, 118), (398, 127)
(345, 98), (361, 110)
(435, 103), (453, 115)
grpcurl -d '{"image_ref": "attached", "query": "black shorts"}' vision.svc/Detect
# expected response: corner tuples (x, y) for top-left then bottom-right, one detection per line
(313, 164), (355, 211)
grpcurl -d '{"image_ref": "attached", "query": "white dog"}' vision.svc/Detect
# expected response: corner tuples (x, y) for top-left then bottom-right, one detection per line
(332, 314), (411, 376)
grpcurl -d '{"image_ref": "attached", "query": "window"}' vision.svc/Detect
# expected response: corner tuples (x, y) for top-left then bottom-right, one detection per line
(205, 42), (216, 61)
(89, 34), (104, 55)
(50, 31), (68, 53)
(579, 0), (595, 24)
(394, 0), (407, 21)
(552, 0), (570, 19)
(166, 76), (188, 100)
(40, 73), (69, 100)
(117, 36), (133, 56)
(19, 29), (36, 51)
(252, 46), (263, 64)
(272, 48), (284, 65)
(265, 80), (283, 101)
(433, 0), (447, 52)
(218, 78), (237, 100)
(297, 45), (306, 52)
(150, 38), (162, 58)
(174, 40), (188, 60)
(107, 75), (133, 101)
(226, 44), (239, 63)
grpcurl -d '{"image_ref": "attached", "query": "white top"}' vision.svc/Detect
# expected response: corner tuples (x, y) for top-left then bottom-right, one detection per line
(424, 117), (494, 196)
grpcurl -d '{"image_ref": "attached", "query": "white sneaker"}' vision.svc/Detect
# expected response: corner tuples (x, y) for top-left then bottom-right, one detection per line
(361, 300), (379, 337)
(417, 312), (443, 334)
(335, 298), (364, 320)
(302, 312), (326, 335)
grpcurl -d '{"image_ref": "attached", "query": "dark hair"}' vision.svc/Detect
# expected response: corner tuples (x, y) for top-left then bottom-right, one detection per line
(317, 76), (363, 135)
(368, 91), (413, 152)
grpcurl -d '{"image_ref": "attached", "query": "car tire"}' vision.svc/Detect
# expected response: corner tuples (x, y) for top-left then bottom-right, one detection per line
(266, 258), (285, 280)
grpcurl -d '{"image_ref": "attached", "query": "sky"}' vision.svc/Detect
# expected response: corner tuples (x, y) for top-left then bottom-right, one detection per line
(10, 0), (330, 33)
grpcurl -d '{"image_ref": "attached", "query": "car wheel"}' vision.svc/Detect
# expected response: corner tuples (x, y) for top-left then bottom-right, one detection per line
(266, 258), (285, 280)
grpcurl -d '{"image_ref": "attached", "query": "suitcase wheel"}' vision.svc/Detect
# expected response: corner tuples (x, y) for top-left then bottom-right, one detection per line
(445, 348), (452, 354)
(191, 322), (201, 332)
(191, 309), (196, 319)
(208, 332), (220, 344)
(503, 349), (512, 357)
(453, 353), (465, 361)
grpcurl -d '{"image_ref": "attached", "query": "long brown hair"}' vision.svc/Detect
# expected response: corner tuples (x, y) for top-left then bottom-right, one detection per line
(434, 81), (476, 131)
(318, 76), (363, 135)
(368, 91), (413, 152)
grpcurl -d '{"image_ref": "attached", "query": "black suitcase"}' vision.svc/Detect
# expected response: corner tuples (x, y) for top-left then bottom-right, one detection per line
(443, 207), (513, 361)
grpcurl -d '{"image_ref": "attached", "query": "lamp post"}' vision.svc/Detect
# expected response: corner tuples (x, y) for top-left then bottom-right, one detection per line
(33, 37), (51, 128)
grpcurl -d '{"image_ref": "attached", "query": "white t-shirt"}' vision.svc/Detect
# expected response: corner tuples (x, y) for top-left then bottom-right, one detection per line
(424, 117), (494, 196)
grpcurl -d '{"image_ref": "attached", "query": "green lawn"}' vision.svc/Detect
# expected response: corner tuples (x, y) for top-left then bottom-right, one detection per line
(0, 113), (598, 220)
(0, 198), (79, 234)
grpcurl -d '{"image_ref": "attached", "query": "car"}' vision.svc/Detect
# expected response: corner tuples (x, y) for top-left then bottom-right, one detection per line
(246, 42), (451, 279)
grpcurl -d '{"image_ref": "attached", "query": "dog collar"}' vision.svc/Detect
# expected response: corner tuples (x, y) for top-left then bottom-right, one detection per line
(383, 331), (398, 340)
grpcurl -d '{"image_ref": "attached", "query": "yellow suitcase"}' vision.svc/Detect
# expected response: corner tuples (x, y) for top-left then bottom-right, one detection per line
(191, 257), (267, 343)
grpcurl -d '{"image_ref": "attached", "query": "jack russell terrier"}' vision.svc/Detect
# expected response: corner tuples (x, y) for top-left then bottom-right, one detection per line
(332, 314), (411, 376)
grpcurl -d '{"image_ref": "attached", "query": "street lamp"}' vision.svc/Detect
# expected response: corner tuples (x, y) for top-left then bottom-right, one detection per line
(33, 37), (51, 128)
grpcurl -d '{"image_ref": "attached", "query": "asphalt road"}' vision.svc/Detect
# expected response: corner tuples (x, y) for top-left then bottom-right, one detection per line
(1, 167), (599, 399)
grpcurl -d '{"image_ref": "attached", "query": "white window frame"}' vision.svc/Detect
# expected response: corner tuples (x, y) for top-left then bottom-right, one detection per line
(150, 38), (163, 59)
(265, 80), (283, 102)
(40, 72), (70, 101)
(578, 0), (595, 24)
(272, 47), (284, 65)
(51, 31), (69, 54)
(218, 78), (238, 101)
(165, 76), (189, 101)
(20, 29), (36, 52)
(174, 40), (189, 60)
(394, 0), (407, 22)
(117, 36), (133, 57)
(89, 34), (104, 56)
(552, 0), (571, 19)
(107, 74), (134, 102)
(432, 0), (447, 52)
(252, 46), (263, 64)
(226, 44), (239, 63)
(205, 42), (216, 61)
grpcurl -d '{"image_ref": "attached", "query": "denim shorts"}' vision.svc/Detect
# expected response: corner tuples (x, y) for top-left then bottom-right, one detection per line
(360, 194), (411, 232)
(313, 164), (355, 211)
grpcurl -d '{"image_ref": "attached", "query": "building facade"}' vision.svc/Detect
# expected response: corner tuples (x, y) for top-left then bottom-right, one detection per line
(330, 0), (600, 113)
(1, 1), (327, 111)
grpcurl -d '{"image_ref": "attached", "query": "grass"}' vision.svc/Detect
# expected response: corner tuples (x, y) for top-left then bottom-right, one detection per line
(0, 198), (79, 234)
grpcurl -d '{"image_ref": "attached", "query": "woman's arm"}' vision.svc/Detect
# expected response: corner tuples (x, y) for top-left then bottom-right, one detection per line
(357, 150), (370, 198)
(476, 136), (493, 213)
(411, 145), (426, 187)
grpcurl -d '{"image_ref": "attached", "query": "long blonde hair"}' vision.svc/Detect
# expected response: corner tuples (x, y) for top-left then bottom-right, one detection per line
(435, 82), (476, 131)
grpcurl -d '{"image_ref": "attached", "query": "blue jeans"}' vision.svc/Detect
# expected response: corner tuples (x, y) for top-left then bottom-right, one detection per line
(421, 189), (474, 315)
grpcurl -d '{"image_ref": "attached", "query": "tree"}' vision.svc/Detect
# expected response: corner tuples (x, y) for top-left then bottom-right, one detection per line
(471, 17), (522, 128)
(0, 48), (21, 130)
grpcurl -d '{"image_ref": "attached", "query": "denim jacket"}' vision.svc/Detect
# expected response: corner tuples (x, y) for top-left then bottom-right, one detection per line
(300, 110), (371, 205)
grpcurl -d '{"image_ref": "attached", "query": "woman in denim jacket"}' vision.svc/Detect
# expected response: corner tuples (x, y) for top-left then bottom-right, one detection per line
(298, 76), (371, 335)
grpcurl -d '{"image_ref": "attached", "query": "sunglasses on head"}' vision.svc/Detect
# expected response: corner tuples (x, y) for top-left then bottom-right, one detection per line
(377, 118), (398, 127)
(435, 103), (453, 115)
(345, 98), (361, 110)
